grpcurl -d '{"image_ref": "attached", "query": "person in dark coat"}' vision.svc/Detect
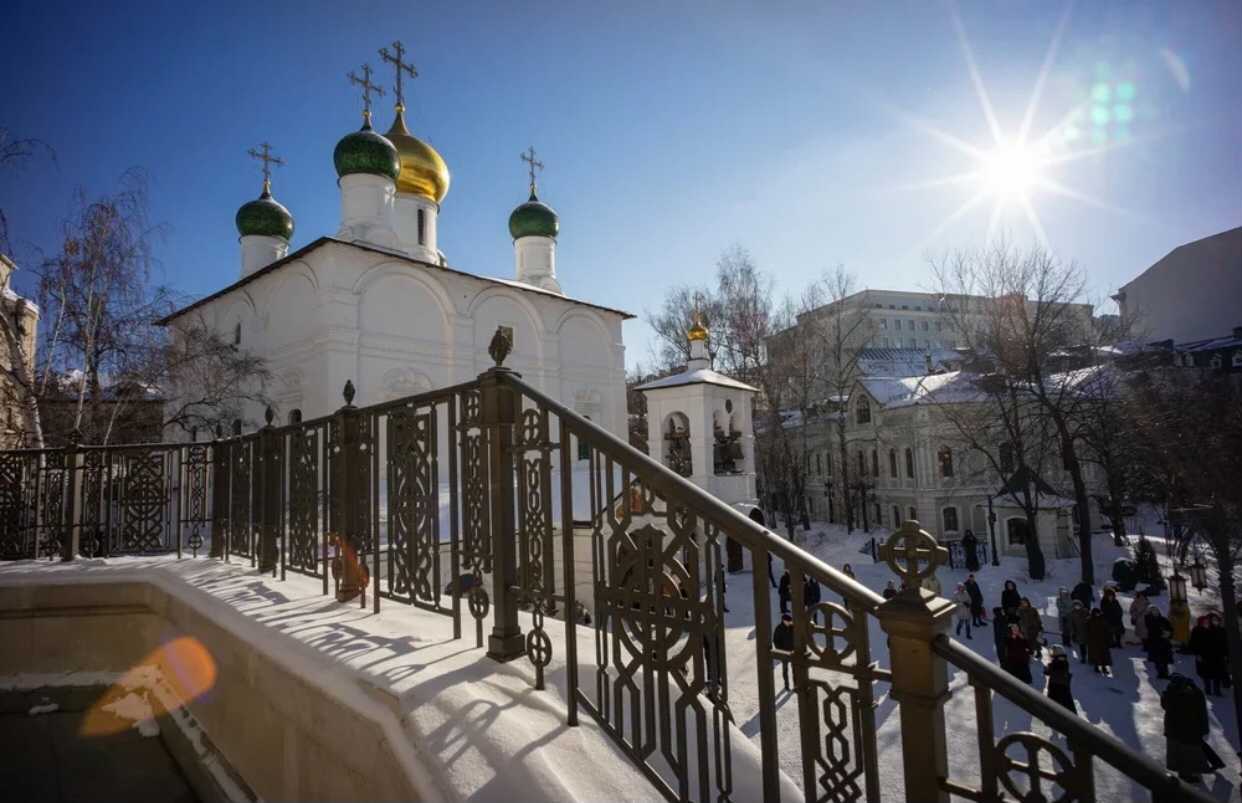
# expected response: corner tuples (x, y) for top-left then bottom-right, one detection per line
(1101, 587), (1125, 647)
(1147, 608), (1174, 680)
(1044, 645), (1076, 713)
(962, 529), (981, 572)
(1001, 580), (1021, 619)
(964, 573), (985, 626)
(1017, 597), (1044, 659)
(1191, 613), (1229, 696)
(1162, 674), (1211, 782)
(772, 613), (795, 691)
(804, 575), (823, 622)
(1071, 580), (1094, 609)
(882, 581), (897, 600)
(1070, 600), (1090, 665)
(992, 606), (1008, 658)
(1003, 624), (1033, 683)
(1087, 607), (1114, 675)
(778, 570), (792, 614)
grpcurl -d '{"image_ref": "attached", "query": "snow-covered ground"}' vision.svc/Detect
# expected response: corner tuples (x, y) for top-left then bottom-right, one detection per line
(722, 520), (1239, 801)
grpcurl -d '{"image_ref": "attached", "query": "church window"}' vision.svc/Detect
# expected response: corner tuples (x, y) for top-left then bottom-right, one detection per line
(888, 449), (897, 478)
(417, 209), (426, 245)
(939, 446), (954, 477)
(943, 506), (959, 533)
(855, 398), (871, 424)
(904, 447), (914, 478)
(233, 322), (241, 346)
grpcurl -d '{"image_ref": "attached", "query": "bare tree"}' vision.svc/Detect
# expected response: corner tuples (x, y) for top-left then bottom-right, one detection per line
(0, 128), (54, 255)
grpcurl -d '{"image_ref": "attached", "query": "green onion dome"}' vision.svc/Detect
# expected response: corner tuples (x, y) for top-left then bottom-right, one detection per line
(508, 192), (559, 240)
(333, 114), (401, 181)
(235, 181), (294, 241)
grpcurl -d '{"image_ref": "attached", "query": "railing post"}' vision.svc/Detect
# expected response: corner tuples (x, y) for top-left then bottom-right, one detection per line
(60, 429), (81, 562)
(876, 520), (953, 803)
(210, 423), (227, 559)
(480, 328), (524, 662)
(331, 381), (368, 604)
(258, 407), (279, 575)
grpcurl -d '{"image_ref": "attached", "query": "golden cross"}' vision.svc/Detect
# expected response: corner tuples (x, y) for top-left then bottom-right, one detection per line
(347, 63), (385, 121)
(378, 40), (417, 108)
(246, 142), (285, 191)
(521, 146), (544, 194)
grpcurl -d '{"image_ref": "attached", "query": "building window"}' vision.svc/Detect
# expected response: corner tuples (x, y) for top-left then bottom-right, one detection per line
(943, 506), (959, 533)
(233, 322), (241, 346)
(893, 505), (901, 526)
(875, 502), (882, 526)
(855, 398), (871, 424)
(870, 449), (878, 477)
(1007, 518), (1029, 546)
(888, 449), (897, 478)
(938, 446), (954, 477)
(288, 408), (302, 425)
(816, 452), (822, 476)
(908, 505), (917, 523)
(857, 451), (865, 477)
(1000, 442), (1015, 475)
(880, 319), (888, 330)
(904, 447), (914, 478)
(417, 209), (426, 245)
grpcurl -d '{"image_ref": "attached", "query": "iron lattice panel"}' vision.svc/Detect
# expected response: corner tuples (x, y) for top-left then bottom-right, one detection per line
(287, 426), (322, 576)
(385, 406), (439, 607)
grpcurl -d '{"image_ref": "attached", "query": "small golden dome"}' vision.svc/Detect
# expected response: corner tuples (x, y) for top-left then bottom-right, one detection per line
(687, 315), (709, 342)
(385, 105), (450, 203)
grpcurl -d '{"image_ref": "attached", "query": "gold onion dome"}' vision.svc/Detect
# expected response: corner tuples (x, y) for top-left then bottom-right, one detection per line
(385, 105), (450, 203)
(687, 316), (709, 342)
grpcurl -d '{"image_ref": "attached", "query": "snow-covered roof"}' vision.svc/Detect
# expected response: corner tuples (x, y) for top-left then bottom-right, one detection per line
(856, 347), (961, 378)
(635, 367), (758, 393)
(856, 370), (984, 409)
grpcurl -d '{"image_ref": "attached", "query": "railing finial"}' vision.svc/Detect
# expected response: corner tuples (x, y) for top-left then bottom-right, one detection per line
(343, 379), (356, 406)
(879, 519), (948, 601)
(264, 406), (275, 426)
(488, 325), (513, 368)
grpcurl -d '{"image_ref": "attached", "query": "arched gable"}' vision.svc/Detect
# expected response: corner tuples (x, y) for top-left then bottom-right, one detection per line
(354, 263), (451, 344)
(466, 287), (545, 366)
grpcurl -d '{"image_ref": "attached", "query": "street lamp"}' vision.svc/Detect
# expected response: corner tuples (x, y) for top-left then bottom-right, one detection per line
(1189, 557), (1209, 592)
(1167, 571), (1188, 605)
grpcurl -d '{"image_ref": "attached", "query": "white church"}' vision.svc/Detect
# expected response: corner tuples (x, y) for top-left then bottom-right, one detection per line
(159, 57), (629, 439)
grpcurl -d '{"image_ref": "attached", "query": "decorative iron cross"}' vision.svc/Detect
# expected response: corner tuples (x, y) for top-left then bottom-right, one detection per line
(246, 142), (284, 187)
(347, 63), (385, 118)
(379, 40), (417, 108)
(878, 519), (947, 591)
(521, 146), (544, 194)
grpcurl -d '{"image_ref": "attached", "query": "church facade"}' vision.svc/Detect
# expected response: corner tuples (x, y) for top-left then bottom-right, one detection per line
(158, 52), (630, 438)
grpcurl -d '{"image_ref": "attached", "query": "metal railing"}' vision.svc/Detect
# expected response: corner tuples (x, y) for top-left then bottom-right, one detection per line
(0, 342), (1215, 803)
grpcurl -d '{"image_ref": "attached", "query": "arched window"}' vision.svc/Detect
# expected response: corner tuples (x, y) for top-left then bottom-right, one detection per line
(662, 412), (692, 476)
(288, 408), (302, 425)
(942, 506), (959, 533)
(233, 322), (242, 346)
(870, 449), (878, 477)
(938, 446), (954, 478)
(888, 449), (897, 478)
(855, 398), (871, 424)
(417, 208), (426, 245)
(904, 447), (914, 478)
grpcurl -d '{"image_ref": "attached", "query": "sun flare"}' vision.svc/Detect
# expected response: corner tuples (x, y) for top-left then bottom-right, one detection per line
(983, 145), (1040, 200)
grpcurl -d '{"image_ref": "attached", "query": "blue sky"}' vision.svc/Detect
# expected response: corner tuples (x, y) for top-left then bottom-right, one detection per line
(2, 1), (1239, 370)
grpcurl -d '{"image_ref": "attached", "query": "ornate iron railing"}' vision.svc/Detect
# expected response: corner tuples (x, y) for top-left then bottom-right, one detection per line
(0, 347), (1215, 803)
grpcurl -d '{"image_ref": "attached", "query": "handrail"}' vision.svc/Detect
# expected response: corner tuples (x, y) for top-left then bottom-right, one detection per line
(934, 635), (1215, 803)
(500, 371), (886, 612)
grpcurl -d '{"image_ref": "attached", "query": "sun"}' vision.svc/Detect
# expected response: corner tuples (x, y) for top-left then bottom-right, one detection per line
(982, 145), (1040, 200)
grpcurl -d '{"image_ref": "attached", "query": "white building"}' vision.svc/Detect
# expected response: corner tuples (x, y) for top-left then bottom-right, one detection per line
(159, 95), (630, 437)
(1114, 226), (1242, 344)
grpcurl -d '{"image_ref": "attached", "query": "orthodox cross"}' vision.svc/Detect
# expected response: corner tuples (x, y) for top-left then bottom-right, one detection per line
(378, 40), (417, 108)
(246, 142), (284, 192)
(520, 146), (544, 194)
(347, 63), (385, 121)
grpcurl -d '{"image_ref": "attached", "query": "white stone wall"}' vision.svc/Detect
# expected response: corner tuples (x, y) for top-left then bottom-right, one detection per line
(185, 241), (627, 438)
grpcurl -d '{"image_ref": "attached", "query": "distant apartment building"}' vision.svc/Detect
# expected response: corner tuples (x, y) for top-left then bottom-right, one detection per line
(0, 255), (39, 449)
(1114, 226), (1242, 344)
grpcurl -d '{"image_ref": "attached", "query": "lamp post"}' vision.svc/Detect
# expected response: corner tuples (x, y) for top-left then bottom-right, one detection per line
(987, 495), (1000, 567)
(1167, 568), (1192, 646)
(1189, 557), (1209, 592)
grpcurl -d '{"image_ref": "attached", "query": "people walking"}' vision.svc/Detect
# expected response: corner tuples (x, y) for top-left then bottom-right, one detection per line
(804, 574), (822, 622)
(1147, 607), (1174, 680)
(1055, 588), (1072, 645)
(1131, 591), (1151, 652)
(1162, 674), (1211, 782)
(1101, 587), (1125, 648)
(1045, 645), (1076, 713)
(1001, 580), (1021, 619)
(772, 613), (795, 691)
(962, 528), (980, 572)
(1003, 624), (1033, 683)
(1018, 597), (1044, 658)
(1070, 600), (1090, 665)
(1071, 579), (1094, 609)
(839, 564), (853, 611)
(992, 607), (1007, 658)
(1190, 613), (1228, 696)
(965, 573), (985, 627)
(953, 584), (973, 639)
(778, 570), (791, 615)
(1087, 607), (1114, 676)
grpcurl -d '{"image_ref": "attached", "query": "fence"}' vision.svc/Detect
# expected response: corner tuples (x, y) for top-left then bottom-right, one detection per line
(0, 336), (1215, 803)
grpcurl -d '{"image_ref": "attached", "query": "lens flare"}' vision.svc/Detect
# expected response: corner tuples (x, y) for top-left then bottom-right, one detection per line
(983, 146), (1039, 199)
